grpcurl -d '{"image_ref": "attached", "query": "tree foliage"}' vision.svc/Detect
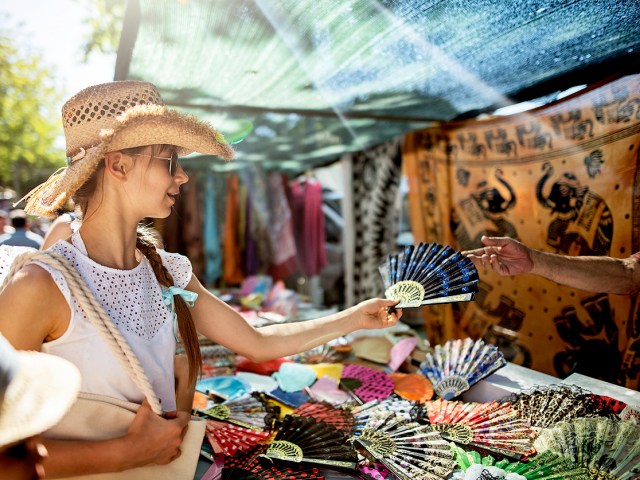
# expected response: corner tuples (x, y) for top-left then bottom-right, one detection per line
(77, 0), (127, 61)
(0, 22), (63, 196)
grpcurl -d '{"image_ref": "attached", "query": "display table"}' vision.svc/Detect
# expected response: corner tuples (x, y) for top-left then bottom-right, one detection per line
(462, 361), (640, 405)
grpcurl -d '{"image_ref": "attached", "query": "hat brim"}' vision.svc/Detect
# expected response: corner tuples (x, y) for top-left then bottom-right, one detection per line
(23, 105), (235, 218)
(0, 351), (80, 447)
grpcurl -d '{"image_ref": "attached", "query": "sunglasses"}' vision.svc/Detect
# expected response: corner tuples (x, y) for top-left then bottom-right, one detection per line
(128, 151), (179, 176)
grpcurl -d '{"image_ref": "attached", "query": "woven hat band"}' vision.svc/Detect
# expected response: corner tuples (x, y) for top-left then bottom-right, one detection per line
(63, 82), (164, 157)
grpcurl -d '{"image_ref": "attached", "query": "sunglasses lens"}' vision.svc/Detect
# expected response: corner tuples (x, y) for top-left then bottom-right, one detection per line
(170, 151), (178, 176)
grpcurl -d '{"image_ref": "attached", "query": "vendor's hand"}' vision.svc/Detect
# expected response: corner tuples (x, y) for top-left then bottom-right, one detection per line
(351, 298), (402, 330)
(125, 398), (190, 468)
(462, 236), (533, 276)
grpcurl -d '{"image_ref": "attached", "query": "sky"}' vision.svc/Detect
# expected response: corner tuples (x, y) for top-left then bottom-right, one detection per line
(3, 0), (116, 104)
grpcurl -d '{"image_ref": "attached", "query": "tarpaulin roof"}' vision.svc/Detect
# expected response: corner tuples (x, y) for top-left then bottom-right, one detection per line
(116, 0), (640, 171)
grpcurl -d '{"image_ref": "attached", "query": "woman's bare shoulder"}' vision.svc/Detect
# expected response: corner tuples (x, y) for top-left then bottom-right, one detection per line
(0, 263), (70, 347)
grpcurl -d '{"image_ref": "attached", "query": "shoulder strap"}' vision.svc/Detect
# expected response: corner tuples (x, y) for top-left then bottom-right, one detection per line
(1, 250), (163, 414)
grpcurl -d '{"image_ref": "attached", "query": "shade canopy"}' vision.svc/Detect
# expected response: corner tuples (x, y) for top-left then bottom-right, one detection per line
(116, 0), (640, 171)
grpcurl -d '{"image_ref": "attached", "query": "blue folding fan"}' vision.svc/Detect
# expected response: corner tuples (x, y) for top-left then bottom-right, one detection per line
(379, 242), (478, 308)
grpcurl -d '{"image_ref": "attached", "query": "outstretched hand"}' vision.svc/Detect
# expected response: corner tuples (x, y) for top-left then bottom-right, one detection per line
(351, 298), (403, 330)
(462, 236), (533, 276)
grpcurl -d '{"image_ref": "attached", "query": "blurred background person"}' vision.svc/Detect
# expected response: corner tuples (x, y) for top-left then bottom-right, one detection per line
(0, 209), (44, 248)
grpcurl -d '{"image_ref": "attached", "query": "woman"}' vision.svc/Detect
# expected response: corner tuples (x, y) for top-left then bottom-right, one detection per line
(0, 81), (401, 477)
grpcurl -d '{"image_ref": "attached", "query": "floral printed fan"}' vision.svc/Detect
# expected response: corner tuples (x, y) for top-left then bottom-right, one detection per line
(420, 338), (506, 399)
(340, 364), (395, 403)
(450, 444), (590, 479)
(260, 414), (358, 471)
(354, 411), (457, 480)
(415, 399), (536, 460)
(534, 417), (640, 480)
(221, 444), (325, 480)
(293, 400), (355, 434)
(379, 242), (478, 308)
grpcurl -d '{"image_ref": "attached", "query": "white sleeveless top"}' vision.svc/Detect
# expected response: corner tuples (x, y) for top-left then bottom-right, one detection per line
(14, 233), (192, 412)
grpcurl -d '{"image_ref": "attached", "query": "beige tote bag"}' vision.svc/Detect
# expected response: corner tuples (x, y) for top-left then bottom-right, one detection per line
(4, 251), (206, 480)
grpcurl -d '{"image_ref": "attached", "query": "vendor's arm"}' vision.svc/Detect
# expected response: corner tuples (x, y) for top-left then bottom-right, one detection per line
(463, 236), (640, 295)
(0, 265), (190, 477)
(187, 274), (401, 362)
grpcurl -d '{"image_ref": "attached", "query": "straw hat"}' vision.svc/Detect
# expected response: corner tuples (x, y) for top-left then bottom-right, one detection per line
(21, 81), (235, 218)
(0, 334), (81, 447)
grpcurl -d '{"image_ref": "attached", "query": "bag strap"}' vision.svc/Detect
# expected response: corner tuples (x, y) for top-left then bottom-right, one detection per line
(1, 250), (164, 414)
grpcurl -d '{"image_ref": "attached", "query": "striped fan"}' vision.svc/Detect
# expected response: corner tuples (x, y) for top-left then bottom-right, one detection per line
(341, 364), (395, 403)
(221, 445), (325, 480)
(198, 393), (271, 429)
(261, 414), (358, 471)
(534, 418), (640, 480)
(205, 419), (270, 456)
(354, 412), (457, 480)
(416, 399), (536, 460)
(379, 242), (478, 308)
(450, 444), (590, 479)
(420, 338), (506, 399)
(293, 401), (355, 433)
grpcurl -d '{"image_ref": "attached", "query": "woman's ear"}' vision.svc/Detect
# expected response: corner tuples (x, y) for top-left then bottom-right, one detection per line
(104, 151), (133, 179)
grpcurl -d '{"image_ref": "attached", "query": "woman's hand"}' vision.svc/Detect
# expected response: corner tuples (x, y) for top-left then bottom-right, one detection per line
(349, 298), (402, 330)
(124, 399), (190, 468)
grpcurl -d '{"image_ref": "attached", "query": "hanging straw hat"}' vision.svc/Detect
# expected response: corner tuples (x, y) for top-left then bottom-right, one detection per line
(20, 81), (235, 218)
(0, 334), (81, 447)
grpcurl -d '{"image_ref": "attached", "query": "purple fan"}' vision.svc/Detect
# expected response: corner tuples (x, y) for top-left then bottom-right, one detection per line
(341, 364), (394, 403)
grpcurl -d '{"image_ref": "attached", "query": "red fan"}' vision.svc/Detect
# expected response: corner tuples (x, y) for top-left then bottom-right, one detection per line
(341, 364), (394, 403)
(261, 415), (358, 471)
(221, 445), (324, 480)
(293, 401), (355, 434)
(206, 419), (270, 457)
(417, 399), (536, 460)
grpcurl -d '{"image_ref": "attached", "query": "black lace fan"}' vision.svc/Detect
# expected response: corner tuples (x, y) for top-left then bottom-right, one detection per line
(379, 242), (478, 308)
(260, 414), (358, 471)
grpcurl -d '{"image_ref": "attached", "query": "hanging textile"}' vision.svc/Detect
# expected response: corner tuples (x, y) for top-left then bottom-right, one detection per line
(403, 74), (640, 389)
(241, 167), (273, 276)
(288, 178), (327, 277)
(266, 172), (297, 281)
(203, 170), (222, 286)
(223, 174), (244, 285)
(343, 138), (402, 306)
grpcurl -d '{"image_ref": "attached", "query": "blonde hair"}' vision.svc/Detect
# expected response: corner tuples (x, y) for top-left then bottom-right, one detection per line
(72, 145), (202, 385)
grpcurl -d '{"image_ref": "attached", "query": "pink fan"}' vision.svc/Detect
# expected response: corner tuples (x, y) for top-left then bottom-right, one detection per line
(340, 364), (394, 403)
(205, 419), (270, 457)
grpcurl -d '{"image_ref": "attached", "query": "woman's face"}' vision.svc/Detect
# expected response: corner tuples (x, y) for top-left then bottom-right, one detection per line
(124, 145), (189, 219)
(0, 436), (48, 480)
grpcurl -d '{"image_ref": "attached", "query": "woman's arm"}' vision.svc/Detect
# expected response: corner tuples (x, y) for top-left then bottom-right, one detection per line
(0, 265), (191, 477)
(187, 275), (401, 362)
